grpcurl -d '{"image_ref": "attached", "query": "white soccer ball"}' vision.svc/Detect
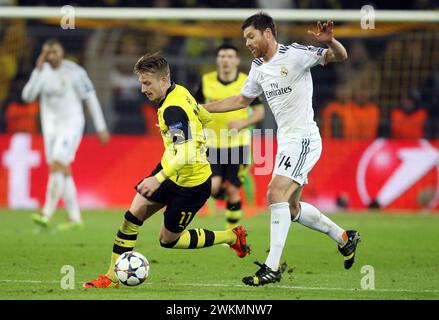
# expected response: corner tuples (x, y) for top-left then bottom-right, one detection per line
(114, 251), (149, 286)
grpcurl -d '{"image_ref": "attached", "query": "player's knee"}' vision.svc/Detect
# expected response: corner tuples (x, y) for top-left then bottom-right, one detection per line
(225, 184), (239, 198)
(210, 178), (222, 197)
(50, 161), (68, 174)
(290, 201), (300, 217)
(211, 185), (220, 197)
(267, 184), (285, 204)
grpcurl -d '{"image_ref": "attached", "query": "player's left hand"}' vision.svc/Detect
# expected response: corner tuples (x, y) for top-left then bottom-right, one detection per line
(228, 120), (247, 131)
(137, 177), (160, 197)
(97, 130), (110, 145)
(308, 20), (334, 44)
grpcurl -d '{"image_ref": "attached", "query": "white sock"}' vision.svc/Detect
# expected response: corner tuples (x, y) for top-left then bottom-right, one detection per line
(265, 202), (291, 271)
(63, 176), (82, 223)
(295, 201), (347, 246)
(42, 172), (66, 219)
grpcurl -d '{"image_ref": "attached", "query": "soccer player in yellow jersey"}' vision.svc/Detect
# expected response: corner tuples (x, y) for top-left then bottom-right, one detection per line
(195, 44), (264, 229)
(84, 53), (250, 289)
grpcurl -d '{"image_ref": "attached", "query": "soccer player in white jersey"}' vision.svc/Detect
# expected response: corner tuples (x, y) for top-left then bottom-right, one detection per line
(203, 12), (360, 286)
(22, 39), (110, 231)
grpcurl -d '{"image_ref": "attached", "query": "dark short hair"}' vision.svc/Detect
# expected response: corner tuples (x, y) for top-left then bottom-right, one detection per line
(241, 11), (277, 38)
(215, 43), (239, 56)
(43, 38), (63, 48)
(133, 52), (170, 77)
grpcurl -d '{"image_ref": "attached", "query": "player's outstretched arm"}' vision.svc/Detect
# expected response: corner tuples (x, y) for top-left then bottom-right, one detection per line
(83, 90), (110, 144)
(202, 94), (254, 113)
(307, 20), (348, 63)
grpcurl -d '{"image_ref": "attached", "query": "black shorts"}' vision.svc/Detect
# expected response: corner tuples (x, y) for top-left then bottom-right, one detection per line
(207, 146), (250, 187)
(135, 163), (211, 233)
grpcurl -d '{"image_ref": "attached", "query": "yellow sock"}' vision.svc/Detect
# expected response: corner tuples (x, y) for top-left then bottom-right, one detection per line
(106, 253), (120, 282)
(161, 228), (236, 249)
(105, 211), (143, 282)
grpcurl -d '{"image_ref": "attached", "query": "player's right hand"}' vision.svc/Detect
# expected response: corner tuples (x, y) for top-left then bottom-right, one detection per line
(137, 177), (160, 197)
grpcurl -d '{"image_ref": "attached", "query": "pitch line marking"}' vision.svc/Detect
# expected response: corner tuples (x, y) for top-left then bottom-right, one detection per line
(1, 279), (438, 294)
(178, 282), (439, 294)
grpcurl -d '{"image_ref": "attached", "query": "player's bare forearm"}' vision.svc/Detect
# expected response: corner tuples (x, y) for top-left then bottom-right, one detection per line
(230, 104), (265, 130)
(246, 104), (265, 126)
(325, 39), (348, 62)
(203, 95), (253, 113)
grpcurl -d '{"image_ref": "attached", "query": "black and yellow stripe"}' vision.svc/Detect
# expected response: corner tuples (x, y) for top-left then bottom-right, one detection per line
(112, 211), (143, 255)
(160, 228), (233, 249)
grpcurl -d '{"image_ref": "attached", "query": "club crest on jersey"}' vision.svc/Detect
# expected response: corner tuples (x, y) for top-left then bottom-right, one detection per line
(280, 66), (288, 77)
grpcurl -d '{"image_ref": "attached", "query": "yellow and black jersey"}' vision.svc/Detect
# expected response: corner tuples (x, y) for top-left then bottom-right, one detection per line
(157, 82), (212, 187)
(195, 71), (261, 149)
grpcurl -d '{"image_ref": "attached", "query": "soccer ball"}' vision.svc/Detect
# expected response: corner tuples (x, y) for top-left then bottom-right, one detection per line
(114, 251), (149, 286)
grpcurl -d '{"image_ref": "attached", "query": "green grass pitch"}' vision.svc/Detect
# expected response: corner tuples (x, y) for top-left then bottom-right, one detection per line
(1, 209), (438, 300)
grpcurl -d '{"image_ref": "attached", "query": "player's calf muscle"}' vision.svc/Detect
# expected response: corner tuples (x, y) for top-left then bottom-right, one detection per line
(129, 194), (162, 222)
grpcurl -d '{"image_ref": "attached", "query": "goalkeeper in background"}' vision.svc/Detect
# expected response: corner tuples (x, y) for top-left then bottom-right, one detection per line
(22, 39), (110, 231)
(195, 44), (264, 229)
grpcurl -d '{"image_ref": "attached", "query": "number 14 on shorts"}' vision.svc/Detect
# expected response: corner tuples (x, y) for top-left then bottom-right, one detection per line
(276, 153), (304, 179)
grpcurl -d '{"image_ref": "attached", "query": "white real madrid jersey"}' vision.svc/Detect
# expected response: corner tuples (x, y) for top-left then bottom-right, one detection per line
(22, 60), (106, 136)
(241, 43), (327, 144)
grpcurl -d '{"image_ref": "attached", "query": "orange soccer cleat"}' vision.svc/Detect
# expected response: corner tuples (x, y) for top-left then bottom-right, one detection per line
(230, 226), (250, 258)
(83, 275), (119, 289)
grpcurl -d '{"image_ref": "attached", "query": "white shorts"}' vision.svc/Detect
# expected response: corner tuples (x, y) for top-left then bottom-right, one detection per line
(43, 132), (82, 166)
(273, 135), (322, 185)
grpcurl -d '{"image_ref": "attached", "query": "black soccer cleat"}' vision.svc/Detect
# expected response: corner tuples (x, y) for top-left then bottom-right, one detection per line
(338, 230), (361, 270)
(242, 261), (282, 287)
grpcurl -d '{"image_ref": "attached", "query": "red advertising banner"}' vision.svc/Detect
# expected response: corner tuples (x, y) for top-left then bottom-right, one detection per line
(0, 134), (438, 212)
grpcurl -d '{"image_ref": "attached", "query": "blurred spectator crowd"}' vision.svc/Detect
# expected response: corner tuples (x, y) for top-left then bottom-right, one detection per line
(0, 7), (438, 140)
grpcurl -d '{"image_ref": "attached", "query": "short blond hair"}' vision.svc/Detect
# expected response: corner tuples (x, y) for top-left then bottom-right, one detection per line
(133, 52), (170, 78)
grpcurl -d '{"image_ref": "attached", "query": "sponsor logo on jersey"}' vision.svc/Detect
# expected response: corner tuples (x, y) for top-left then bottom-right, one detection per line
(264, 82), (292, 99)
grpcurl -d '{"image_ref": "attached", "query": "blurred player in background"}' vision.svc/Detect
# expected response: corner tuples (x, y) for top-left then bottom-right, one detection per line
(203, 12), (360, 286)
(83, 53), (249, 289)
(195, 44), (264, 229)
(22, 39), (110, 231)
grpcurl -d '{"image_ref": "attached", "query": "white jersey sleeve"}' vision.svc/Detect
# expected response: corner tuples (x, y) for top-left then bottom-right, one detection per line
(84, 92), (107, 132)
(290, 43), (327, 69)
(73, 66), (107, 132)
(73, 66), (96, 99)
(21, 64), (48, 102)
(241, 64), (263, 98)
